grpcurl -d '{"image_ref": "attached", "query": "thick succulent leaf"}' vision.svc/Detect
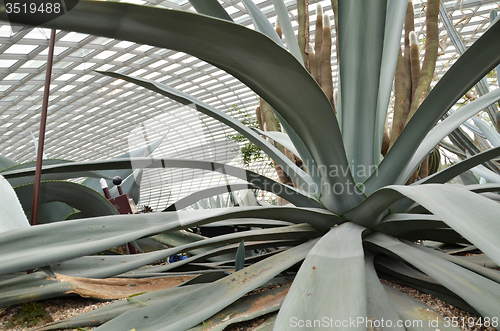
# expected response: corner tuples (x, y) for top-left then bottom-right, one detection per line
(36, 284), (205, 330)
(81, 133), (166, 194)
(14, 181), (118, 218)
(209, 249), (286, 269)
(235, 240), (245, 271)
(270, 0), (302, 64)
(375, 256), (476, 313)
(400, 88), (500, 182)
(1, 159), (110, 188)
(418, 145), (500, 184)
(240, 0), (284, 47)
(0, 0), (359, 213)
(151, 230), (217, 258)
(464, 183), (500, 194)
(128, 240), (302, 275)
(374, 255), (474, 313)
(366, 232), (500, 318)
(345, 184), (500, 266)
(199, 219), (292, 227)
(0, 155), (17, 171)
(0, 175), (30, 232)
(458, 171), (480, 185)
(0, 272), (76, 309)
(469, 164), (500, 183)
(253, 128), (300, 159)
(188, 284), (288, 331)
(0, 209), (326, 276)
(2, 157), (322, 209)
(472, 116), (500, 147)
(375, 255), (451, 295)
(383, 284), (462, 330)
(93, 240), (317, 331)
(339, 0), (387, 182)
(30, 129), (46, 159)
(399, 229), (468, 245)
(165, 182), (318, 210)
(0, 272), (195, 308)
(409, 243), (500, 284)
(365, 19), (500, 192)
(458, 254), (499, 268)
(27, 201), (75, 224)
(98, 72), (315, 193)
(188, 0), (233, 21)
(374, 0), (408, 164)
(441, 3), (500, 126)
(371, 214), (446, 237)
(275, 223), (366, 331)
(364, 253), (405, 330)
(271, 109), (323, 193)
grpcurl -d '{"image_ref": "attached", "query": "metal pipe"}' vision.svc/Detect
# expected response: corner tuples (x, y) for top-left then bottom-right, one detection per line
(31, 29), (56, 226)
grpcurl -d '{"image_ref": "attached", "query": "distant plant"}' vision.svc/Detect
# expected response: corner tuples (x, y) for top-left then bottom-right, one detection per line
(226, 105), (272, 167)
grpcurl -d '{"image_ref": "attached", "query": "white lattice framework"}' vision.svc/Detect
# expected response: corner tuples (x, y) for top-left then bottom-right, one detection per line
(0, 0), (498, 210)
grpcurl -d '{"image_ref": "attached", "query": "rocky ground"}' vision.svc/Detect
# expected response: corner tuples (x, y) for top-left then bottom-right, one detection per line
(0, 280), (497, 331)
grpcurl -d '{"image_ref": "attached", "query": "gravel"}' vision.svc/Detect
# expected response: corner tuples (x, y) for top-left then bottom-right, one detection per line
(0, 281), (497, 331)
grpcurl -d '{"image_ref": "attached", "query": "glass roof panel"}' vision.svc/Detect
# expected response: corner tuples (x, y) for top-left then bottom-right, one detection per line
(0, 59), (17, 67)
(0, 0), (497, 210)
(4, 44), (38, 54)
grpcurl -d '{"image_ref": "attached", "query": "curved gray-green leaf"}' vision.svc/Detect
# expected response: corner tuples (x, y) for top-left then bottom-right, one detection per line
(0, 0), (360, 213)
(14, 181), (118, 218)
(253, 128), (300, 158)
(270, 0), (302, 64)
(97, 71), (314, 192)
(472, 115), (500, 147)
(364, 253), (405, 330)
(1, 159), (110, 188)
(0, 175), (30, 232)
(82, 132), (166, 194)
(372, 214), (446, 237)
(339, 0), (387, 181)
(418, 145), (500, 184)
(400, 88), (500, 183)
(365, 18), (500, 193)
(241, 0), (284, 47)
(0, 155), (17, 171)
(164, 183), (257, 211)
(0, 206), (336, 275)
(374, 0), (408, 164)
(366, 233), (500, 318)
(94, 240), (317, 331)
(188, 0), (233, 21)
(2, 157), (322, 209)
(346, 184), (500, 268)
(26, 201), (75, 224)
(275, 223), (366, 331)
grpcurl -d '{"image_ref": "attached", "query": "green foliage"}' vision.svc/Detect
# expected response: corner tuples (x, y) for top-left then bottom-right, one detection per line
(6, 302), (53, 328)
(226, 106), (274, 167)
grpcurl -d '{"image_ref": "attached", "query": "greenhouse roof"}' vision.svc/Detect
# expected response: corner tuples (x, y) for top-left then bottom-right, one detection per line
(0, 0), (498, 210)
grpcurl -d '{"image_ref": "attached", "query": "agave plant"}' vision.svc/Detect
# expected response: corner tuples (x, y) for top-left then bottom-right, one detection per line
(1, 1), (500, 330)
(0, 133), (165, 225)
